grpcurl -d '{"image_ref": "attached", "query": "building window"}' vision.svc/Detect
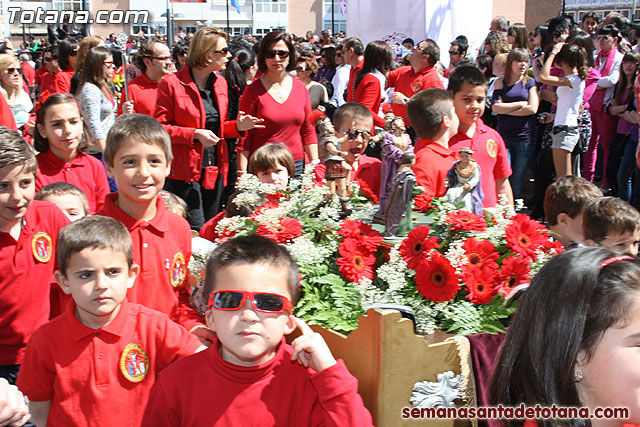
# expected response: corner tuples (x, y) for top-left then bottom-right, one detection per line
(254, 0), (287, 14)
(322, 0), (346, 33)
(53, 0), (83, 11)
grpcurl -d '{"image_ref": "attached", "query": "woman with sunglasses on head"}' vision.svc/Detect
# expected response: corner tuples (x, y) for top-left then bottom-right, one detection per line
(238, 30), (319, 179)
(584, 24), (624, 187)
(295, 56), (327, 110)
(0, 54), (32, 130)
(155, 27), (263, 231)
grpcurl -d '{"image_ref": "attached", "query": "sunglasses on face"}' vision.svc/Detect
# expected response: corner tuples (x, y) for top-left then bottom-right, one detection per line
(213, 46), (230, 55)
(103, 61), (115, 67)
(448, 50), (460, 55)
(295, 66), (309, 72)
(265, 49), (290, 59)
(69, 50), (78, 56)
(335, 52), (343, 57)
(44, 57), (55, 62)
(208, 290), (294, 313)
(5, 68), (20, 74)
(344, 128), (371, 140)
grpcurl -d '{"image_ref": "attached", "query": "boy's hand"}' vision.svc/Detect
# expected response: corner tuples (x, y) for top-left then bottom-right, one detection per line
(290, 317), (337, 372)
(190, 325), (215, 347)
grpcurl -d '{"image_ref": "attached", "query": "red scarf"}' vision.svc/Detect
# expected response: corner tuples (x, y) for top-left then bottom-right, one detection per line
(590, 49), (617, 112)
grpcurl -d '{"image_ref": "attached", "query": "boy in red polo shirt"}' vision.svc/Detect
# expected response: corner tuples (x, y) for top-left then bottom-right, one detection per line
(0, 127), (68, 386)
(17, 216), (204, 427)
(447, 65), (513, 207)
(97, 114), (215, 344)
(409, 88), (459, 197)
(142, 235), (373, 426)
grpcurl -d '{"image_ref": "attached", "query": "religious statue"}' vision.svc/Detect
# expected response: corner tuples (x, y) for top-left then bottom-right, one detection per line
(444, 147), (484, 215)
(383, 152), (421, 237)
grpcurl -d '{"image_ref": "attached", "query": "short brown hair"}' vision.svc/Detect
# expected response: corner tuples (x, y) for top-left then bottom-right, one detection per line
(332, 102), (372, 130)
(407, 88), (454, 139)
(159, 190), (187, 219)
(0, 127), (37, 174)
(296, 56), (319, 79)
(203, 235), (300, 305)
(544, 176), (601, 226)
(57, 215), (133, 275)
(583, 197), (640, 243)
(135, 39), (168, 73)
(34, 93), (91, 154)
(104, 114), (173, 167)
(36, 182), (89, 215)
(187, 27), (227, 69)
(257, 30), (296, 74)
(248, 142), (295, 177)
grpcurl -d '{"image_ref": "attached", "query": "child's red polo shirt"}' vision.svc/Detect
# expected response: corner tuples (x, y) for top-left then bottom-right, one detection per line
(413, 138), (458, 198)
(386, 65), (445, 126)
(0, 200), (69, 365)
(36, 150), (110, 214)
(17, 300), (202, 427)
(97, 194), (204, 331)
(448, 119), (512, 207)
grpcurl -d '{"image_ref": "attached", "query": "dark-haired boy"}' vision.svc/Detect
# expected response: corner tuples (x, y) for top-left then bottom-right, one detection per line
(448, 65), (514, 207)
(97, 114), (214, 344)
(17, 216), (203, 426)
(0, 127), (68, 385)
(407, 88), (459, 197)
(543, 176), (601, 248)
(142, 235), (373, 426)
(583, 197), (640, 256)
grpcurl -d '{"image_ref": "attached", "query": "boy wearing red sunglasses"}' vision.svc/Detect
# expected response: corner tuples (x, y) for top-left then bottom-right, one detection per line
(142, 234), (373, 426)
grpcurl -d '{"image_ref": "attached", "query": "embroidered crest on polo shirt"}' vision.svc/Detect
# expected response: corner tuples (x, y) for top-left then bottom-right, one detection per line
(120, 343), (149, 383)
(486, 139), (498, 159)
(170, 252), (186, 287)
(32, 232), (52, 263)
(413, 80), (423, 92)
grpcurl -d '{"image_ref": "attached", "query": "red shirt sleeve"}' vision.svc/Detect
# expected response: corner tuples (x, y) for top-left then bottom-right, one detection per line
(355, 74), (385, 128)
(413, 155), (440, 197)
(155, 313), (203, 368)
(300, 88), (318, 147)
(492, 133), (512, 180)
(154, 76), (197, 146)
(16, 328), (55, 402)
(199, 211), (225, 242)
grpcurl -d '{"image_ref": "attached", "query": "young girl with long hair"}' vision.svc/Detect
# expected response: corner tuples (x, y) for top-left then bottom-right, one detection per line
(539, 43), (588, 177)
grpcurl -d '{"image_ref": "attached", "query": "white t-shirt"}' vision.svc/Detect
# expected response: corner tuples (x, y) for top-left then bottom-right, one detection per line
(554, 74), (585, 127)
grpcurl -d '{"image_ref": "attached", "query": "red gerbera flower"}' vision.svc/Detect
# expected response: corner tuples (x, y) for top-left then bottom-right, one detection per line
(336, 238), (376, 283)
(495, 256), (531, 297)
(357, 179), (379, 203)
(505, 214), (548, 260)
(542, 238), (565, 255)
(339, 219), (383, 251)
(413, 193), (435, 212)
(462, 237), (499, 268)
(463, 264), (499, 304)
(255, 217), (303, 244)
(399, 225), (439, 269)
(415, 252), (460, 302)
(445, 210), (487, 233)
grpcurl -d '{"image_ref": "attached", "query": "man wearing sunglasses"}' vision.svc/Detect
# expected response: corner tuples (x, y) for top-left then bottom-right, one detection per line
(143, 235), (373, 426)
(119, 39), (174, 116)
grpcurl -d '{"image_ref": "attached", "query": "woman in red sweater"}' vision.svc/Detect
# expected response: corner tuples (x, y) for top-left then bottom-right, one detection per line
(238, 30), (318, 177)
(347, 40), (393, 129)
(155, 27), (262, 230)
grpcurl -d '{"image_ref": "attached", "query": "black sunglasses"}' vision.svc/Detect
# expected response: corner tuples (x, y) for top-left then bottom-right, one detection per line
(213, 46), (230, 55)
(5, 67), (20, 74)
(44, 57), (55, 62)
(265, 49), (290, 59)
(69, 50), (78, 57)
(295, 66), (308, 72)
(345, 128), (371, 140)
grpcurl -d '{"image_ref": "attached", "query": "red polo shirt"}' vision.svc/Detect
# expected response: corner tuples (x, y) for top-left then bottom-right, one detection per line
(448, 119), (512, 207)
(97, 194), (204, 331)
(413, 138), (457, 197)
(17, 300), (201, 427)
(116, 73), (160, 116)
(36, 150), (110, 214)
(0, 200), (69, 365)
(314, 155), (382, 197)
(386, 65), (444, 126)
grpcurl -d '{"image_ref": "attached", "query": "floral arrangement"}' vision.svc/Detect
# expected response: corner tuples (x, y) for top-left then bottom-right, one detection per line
(190, 169), (563, 335)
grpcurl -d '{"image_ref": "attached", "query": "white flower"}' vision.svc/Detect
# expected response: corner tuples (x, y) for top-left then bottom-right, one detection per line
(286, 236), (337, 266)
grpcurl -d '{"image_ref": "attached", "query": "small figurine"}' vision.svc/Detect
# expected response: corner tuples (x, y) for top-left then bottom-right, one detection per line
(383, 152), (421, 237)
(444, 147), (484, 214)
(377, 113), (412, 217)
(315, 114), (352, 213)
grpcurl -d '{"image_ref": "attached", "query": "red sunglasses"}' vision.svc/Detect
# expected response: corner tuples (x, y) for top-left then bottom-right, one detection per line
(208, 290), (294, 313)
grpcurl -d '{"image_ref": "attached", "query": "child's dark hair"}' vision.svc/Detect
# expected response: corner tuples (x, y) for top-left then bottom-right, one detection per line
(583, 197), (640, 243)
(36, 182), (89, 215)
(490, 247), (640, 423)
(406, 88), (454, 140)
(543, 176), (601, 226)
(0, 127), (37, 174)
(224, 49), (256, 94)
(475, 54), (493, 79)
(57, 215), (133, 275)
(553, 43), (588, 80)
(203, 235), (300, 304)
(567, 31), (595, 68)
(333, 102), (373, 130)
(248, 142), (295, 177)
(34, 93), (91, 153)
(447, 64), (487, 95)
(104, 114), (173, 167)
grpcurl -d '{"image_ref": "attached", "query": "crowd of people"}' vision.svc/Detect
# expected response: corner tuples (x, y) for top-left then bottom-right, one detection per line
(2, 10), (640, 426)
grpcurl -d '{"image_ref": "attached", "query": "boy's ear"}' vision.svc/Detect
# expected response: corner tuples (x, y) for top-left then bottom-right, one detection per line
(54, 271), (72, 295)
(106, 163), (115, 179)
(585, 239), (598, 247)
(283, 314), (297, 335)
(557, 212), (570, 226)
(127, 264), (140, 289)
(205, 307), (216, 332)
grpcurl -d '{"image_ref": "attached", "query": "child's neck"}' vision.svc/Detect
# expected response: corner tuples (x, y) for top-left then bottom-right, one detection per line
(115, 195), (158, 222)
(457, 120), (477, 138)
(50, 146), (77, 163)
(562, 65), (578, 76)
(76, 304), (122, 330)
(0, 218), (22, 240)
